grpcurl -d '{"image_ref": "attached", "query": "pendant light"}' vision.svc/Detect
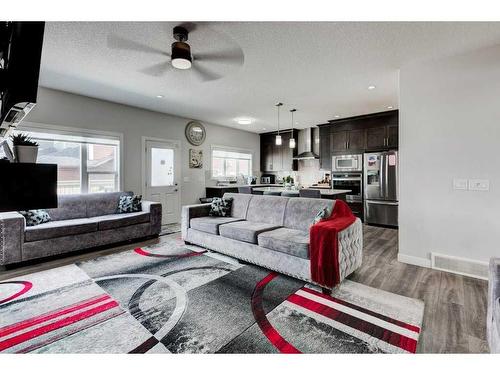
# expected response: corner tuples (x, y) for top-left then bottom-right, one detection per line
(275, 102), (283, 146)
(289, 109), (297, 149)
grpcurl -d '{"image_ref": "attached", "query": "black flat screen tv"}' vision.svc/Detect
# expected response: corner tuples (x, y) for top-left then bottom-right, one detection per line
(0, 162), (57, 212)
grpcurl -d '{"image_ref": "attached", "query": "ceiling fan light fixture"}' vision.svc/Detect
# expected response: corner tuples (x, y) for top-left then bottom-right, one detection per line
(171, 41), (192, 70)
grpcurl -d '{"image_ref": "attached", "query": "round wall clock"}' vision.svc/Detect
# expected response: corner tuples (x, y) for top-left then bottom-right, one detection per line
(185, 121), (206, 146)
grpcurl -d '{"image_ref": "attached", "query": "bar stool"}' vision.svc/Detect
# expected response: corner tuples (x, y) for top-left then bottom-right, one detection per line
(238, 186), (253, 194)
(263, 190), (282, 196)
(281, 190), (298, 197)
(299, 189), (321, 199)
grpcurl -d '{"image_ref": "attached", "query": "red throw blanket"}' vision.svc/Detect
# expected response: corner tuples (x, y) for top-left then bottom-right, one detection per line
(309, 200), (356, 289)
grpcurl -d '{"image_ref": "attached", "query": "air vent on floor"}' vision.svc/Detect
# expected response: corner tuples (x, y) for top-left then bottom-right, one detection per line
(431, 252), (488, 280)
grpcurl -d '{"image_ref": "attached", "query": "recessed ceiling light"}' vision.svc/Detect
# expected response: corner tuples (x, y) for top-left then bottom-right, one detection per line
(156, 95), (164, 98)
(262, 127), (266, 131)
(236, 118), (252, 125)
(387, 106), (393, 109)
(334, 115), (341, 118)
(368, 85), (376, 90)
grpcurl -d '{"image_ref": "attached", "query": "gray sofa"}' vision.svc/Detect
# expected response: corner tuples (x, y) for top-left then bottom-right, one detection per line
(0, 192), (161, 267)
(488, 258), (500, 353)
(182, 193), (363, 288)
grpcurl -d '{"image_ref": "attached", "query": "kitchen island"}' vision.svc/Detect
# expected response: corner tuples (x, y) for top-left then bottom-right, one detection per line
(251, 186), (351, 199)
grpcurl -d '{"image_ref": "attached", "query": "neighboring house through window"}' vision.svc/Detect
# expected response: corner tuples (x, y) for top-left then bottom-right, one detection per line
(14, 127), (121, 195)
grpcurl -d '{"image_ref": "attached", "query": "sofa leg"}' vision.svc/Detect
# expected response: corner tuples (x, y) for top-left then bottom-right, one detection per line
(321, 287), (332, 295)
(184, 241), (192, 246)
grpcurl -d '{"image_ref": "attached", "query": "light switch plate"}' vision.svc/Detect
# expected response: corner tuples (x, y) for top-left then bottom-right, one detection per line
(453, 178), (468, 190)
(468, 179), (489, 191)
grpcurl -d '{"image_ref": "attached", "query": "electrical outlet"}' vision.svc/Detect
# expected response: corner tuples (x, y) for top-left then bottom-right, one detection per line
(453, 178), (468, 190)
(468, 179), (489, 191)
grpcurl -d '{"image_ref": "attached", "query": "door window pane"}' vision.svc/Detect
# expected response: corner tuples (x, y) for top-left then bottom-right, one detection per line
(151, 147), (174, 186)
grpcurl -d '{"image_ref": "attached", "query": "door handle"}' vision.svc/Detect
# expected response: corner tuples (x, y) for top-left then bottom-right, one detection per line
(174, 182), (178, 186)
(174, 189), (178, 192)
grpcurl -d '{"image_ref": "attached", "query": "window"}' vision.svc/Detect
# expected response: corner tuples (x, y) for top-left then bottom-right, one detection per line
(14, 130), (120, 195)
(211, 147), (252, 179)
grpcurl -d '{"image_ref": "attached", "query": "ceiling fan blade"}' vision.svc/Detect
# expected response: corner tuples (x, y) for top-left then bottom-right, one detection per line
(139, 61), (172, 76)
(107, 34), (166, 56)
(194, 48), (244, 66)
(191, 64), (222, 82)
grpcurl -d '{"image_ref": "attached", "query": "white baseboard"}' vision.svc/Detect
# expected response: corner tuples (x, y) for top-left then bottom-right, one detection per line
(397, 253), (432, 268)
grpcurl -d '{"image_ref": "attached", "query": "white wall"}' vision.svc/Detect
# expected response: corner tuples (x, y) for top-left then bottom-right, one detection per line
(399, 45), (500, 266)
(23, 87), (260, 205)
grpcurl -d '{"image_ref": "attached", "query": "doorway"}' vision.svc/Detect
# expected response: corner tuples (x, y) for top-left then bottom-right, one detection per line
(143, 138), (181, 225)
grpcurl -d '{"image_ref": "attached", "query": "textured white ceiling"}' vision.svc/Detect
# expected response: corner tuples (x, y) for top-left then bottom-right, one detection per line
(39, 22), (500, 133)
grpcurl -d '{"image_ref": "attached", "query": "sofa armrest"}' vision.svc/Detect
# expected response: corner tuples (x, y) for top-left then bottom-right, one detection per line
(181, 203), (212, 240)
(142, 200), (162, 235)
(488, 258), (500, 345)
(337, 218), (363, 281)
(0, 211), (25, 266)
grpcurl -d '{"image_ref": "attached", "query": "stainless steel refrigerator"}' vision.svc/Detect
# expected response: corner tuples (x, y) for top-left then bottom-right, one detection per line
(364, 151), (398, 227)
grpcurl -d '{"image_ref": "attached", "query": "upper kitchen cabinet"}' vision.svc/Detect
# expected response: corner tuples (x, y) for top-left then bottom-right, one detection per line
(386, 124), (398, 148)
(260, 130), (298, 172)
(319, 126), (331, 170)
(331, 129), (365, 153)
(318, 110), (398, 164)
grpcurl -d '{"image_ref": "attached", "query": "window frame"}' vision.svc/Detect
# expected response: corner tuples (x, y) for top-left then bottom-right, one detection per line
(211, 144), (254, 179)
(18, 122), (124, 194)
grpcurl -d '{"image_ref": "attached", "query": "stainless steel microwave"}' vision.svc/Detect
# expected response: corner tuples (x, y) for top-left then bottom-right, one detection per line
(332, 154), (363, 172)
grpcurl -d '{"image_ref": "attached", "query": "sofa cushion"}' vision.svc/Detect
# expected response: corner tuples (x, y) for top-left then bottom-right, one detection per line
(96, 212), (150, 231)
(117, 194), (142, 213)
(86, 192), (133, 217)
(46, 195), (88, 221)
(223, 193), (253, 218)
(284, 198), (335, 232)
(209, 197), (233, 217)
(190, 216), (243, 235)
(246, 195), (289, 225)
(219, 220), (280, 244)
(24, 218), (98, 242)
(19, 210), (51, 227)
(258, 227), (310, 259)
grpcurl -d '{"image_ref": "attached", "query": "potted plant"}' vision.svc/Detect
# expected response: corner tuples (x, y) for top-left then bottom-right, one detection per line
(10, 133), (39, 163)
(284, 175), (294, 189)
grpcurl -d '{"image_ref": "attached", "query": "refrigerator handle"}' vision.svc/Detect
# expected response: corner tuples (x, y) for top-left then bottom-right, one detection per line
(379, 154), (385, 198)
(384, 153), (389, 199)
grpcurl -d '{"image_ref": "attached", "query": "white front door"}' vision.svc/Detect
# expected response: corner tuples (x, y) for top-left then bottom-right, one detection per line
(144, 139), (181, 225)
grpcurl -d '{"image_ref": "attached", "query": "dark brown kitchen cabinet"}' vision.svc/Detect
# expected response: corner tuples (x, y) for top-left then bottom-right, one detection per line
(386, 124), (398, 148)
(331, 131), (348, 152)
(319, 126), (331, 170)
(332, 129), (365, 152)
(260, 130), (298, 172)
(347, 129), (365, 151)
(366, 126), (387, 149)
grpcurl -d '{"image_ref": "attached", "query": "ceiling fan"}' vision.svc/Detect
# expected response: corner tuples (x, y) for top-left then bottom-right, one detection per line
(107, 23), (244, 81)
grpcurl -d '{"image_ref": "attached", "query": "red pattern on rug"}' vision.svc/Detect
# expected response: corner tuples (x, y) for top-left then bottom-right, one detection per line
(287, 291), (418, 353)
(0, 281), (33, 305)
(309, 200), (356, 288)
(134, 247), (206, 258)
(251, 272), (301, 354)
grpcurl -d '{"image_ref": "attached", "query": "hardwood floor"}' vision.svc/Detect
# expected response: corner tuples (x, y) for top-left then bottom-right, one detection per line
(0, 224), (489, 353)
(348, 225), (489, 353)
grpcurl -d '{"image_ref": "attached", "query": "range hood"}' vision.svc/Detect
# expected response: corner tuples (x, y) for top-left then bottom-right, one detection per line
(294, 127), (320, 160)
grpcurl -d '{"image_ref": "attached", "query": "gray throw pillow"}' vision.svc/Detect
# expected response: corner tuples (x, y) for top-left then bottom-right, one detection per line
(118, 194), (142, 213)
(209, 197), (233, 217)
(19, 209), (51, 227)
(312, 206), (330, 225)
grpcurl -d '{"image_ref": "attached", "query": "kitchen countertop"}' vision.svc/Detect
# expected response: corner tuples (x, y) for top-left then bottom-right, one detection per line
(207, 184), (284, 189)
(251, 187), (351, 196)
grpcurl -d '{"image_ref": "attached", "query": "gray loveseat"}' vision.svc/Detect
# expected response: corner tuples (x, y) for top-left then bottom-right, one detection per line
(182, 193), (363, 288)
(0, 192), (161, 267)
(488, 258), (500, 353)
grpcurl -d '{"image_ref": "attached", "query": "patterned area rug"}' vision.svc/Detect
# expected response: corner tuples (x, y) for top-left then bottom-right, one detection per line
(0, 235), (424, 353)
